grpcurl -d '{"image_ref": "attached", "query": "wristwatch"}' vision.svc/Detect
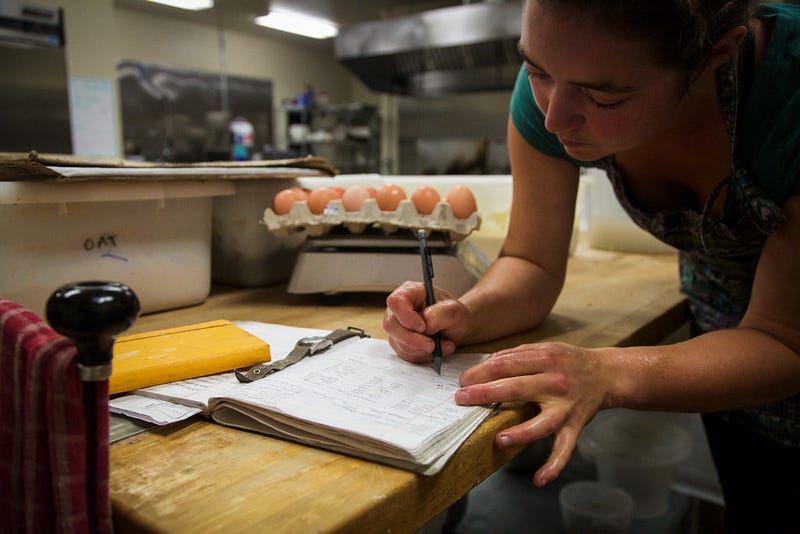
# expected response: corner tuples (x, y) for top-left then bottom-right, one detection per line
(235, 326), (369, 383)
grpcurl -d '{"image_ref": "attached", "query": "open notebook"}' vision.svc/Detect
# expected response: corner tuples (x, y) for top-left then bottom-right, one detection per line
(110, 322), (492, 475)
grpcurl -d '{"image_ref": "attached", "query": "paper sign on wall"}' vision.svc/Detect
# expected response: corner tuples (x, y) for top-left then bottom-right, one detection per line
(69, 76), (118, 157)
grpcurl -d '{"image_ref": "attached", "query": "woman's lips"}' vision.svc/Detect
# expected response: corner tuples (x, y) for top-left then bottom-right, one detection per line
(558, 137), (587, 148)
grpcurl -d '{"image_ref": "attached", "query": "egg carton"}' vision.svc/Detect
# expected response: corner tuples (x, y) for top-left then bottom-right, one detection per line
(262, 198), (481, 241)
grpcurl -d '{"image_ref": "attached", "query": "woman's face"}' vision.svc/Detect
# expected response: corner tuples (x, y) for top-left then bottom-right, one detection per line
(520, 1), (689, 161)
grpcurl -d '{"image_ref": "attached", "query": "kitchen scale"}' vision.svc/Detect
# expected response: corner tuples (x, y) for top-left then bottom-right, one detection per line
(287, 229), (481, 296)
(263, 196), (485, 296)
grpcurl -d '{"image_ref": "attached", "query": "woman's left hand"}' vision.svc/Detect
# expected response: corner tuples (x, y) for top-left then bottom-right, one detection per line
(455, 341), (613, 487)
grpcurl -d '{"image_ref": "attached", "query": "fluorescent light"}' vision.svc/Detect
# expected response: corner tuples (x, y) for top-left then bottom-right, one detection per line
(145, 0), (214, 11)
(255, 10), (338, 40)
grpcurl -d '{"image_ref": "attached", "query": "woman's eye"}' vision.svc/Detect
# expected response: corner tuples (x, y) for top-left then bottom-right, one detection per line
(586, 90), (625, 110)
(526, 69), (549, 81)
(591, 99), (624, 110)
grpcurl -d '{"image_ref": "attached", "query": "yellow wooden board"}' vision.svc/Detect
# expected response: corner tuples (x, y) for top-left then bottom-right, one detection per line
(109, 319), (270, 395)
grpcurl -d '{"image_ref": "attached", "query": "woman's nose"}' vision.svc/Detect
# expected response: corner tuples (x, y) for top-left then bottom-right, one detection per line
(542, 86), (583, 134)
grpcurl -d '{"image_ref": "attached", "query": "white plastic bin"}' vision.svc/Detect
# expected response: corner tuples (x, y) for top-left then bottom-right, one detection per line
(0, 180), (233, 317)
(584, 168), (675, 254)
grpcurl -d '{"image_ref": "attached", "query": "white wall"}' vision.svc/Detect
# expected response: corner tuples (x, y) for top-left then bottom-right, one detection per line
(35, 0), (379, 156)
(113, 5), (376, 150)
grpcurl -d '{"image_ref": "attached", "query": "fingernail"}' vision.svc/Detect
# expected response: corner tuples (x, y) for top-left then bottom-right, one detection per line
(455, 389), (469, 404)
(497, 434), (512, 448)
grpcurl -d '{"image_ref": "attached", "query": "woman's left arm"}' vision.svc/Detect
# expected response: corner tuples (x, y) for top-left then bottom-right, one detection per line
(617, 194), (800, 412)
(455, 196), (800, 487)
(739, 195), (800, 355)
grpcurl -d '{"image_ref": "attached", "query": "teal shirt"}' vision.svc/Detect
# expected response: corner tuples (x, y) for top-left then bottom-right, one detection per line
(739, 3), (800, 203)
(510, 3), (800, 203)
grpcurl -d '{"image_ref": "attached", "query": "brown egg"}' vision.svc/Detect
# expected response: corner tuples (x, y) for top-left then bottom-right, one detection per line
(329, 186), (346, 199)
(446, 185), (478, 218)
(341, 185), (375, 212)
(411, 186), (441, 215)
(272, 187), (307, 215)
(375, 183), (407, 211)
(306, 187), (338, 215)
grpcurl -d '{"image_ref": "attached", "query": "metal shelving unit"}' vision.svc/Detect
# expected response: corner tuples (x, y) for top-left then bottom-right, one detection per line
(285, 101), (380, 173)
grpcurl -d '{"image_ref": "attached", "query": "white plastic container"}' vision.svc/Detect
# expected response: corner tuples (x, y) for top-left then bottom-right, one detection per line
(584, 168), (676, 254)
(0, 180), (233, 317)
(578, 410), (693, 518)
(560, 480), (635, 534)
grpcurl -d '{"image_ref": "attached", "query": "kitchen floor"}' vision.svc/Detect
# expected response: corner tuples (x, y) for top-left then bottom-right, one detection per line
(421, 438), (726, 534)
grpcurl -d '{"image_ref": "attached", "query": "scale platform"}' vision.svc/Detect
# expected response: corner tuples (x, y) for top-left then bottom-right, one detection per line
(287, 232), (480, 296)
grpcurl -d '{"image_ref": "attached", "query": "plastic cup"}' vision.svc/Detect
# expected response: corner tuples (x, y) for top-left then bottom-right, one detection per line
(559, 480), (635, 533)
(578, 410), (693, 518)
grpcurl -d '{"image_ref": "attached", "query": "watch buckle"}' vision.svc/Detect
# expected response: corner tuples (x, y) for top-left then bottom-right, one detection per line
(304, 337), (333, 355)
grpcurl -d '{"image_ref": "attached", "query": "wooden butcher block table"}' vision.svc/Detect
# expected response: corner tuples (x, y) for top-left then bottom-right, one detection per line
(110, 239), (688, 533)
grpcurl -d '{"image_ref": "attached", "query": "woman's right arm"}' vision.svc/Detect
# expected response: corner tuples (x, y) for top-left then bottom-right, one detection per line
(384, 117), (580, 360)
(457, 117), (581, 342)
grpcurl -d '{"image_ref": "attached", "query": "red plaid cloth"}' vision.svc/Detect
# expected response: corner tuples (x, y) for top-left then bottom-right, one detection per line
(0, 298), (111, 534)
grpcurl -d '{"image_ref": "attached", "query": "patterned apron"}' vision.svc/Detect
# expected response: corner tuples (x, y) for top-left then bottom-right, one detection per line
(592, 50), (799, 448)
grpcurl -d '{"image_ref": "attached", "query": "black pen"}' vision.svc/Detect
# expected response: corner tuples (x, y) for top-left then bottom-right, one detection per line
(417, 229), (443, 374)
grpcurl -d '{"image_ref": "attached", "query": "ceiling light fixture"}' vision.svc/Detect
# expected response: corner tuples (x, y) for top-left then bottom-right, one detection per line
(255, 10), (338, 40)
(145, 0), (214, 11)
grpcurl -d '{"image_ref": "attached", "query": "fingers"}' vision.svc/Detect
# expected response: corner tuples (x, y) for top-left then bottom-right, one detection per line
(386, 330), (435, 363)
(489, 408), (580, 487)
(383, 282), (432, 362)
(460, 343), (568, 388)
(384, 281), (458, 362)
(453, 343), (595, 487)
(494, 410), (562, 449)
(532, 426), (580, 487)
(456, 375), (564, 406)
(455, 354), (572, 407)
(384, 281), (428, 334)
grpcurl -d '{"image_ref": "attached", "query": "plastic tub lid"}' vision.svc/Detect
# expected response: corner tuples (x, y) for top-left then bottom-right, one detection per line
(0, 180), (234, 205)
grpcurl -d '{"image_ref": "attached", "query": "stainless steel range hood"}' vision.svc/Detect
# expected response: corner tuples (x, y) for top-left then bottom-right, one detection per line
(335, 1), (523, 96)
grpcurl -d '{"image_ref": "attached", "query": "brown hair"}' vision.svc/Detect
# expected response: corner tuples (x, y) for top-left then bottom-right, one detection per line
(533, 0), (758, 75)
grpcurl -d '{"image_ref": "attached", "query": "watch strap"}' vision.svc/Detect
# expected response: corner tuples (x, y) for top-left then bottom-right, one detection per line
(326, 327), (366, 344)
(235, 327), (368, 383)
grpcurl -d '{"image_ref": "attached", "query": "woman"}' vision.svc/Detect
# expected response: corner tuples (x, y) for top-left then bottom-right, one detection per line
(383, 0), (800, 530)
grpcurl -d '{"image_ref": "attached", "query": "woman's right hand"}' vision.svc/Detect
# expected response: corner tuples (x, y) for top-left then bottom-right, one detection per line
(383, 281), (468, 363)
